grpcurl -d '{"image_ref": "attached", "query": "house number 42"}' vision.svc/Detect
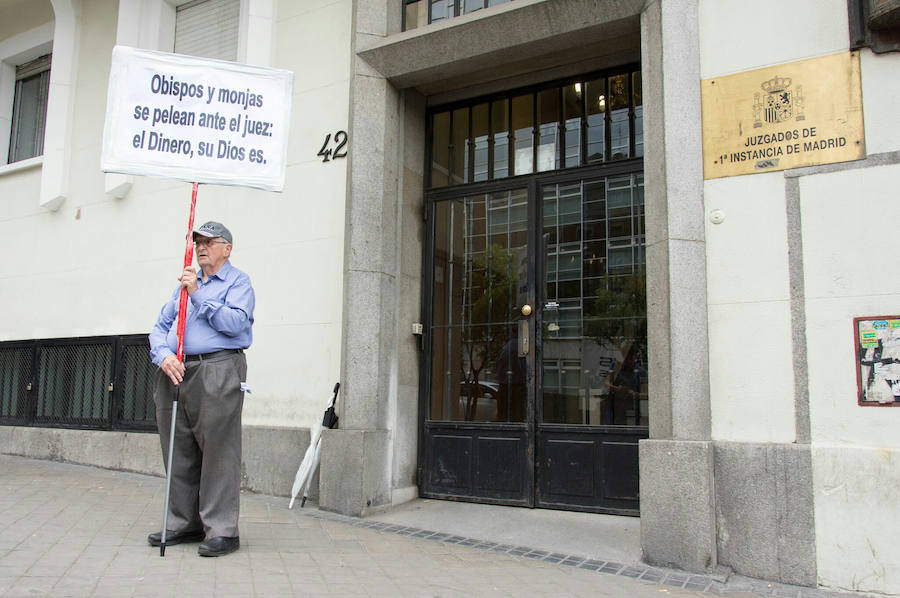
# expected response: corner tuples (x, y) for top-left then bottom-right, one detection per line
(318, 130), (348, 162)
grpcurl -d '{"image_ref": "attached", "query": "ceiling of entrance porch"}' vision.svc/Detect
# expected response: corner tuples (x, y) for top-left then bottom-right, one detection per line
(357, 0), (643, 101)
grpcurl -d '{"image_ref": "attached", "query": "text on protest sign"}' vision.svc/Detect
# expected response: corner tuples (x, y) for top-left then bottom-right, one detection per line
(101, 46), (293, 192)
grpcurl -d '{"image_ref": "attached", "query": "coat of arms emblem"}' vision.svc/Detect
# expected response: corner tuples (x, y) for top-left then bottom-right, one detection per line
(753, 76), (805, 127)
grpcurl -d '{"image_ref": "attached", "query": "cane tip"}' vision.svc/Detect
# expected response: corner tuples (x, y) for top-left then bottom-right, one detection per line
(160, 544), (166, 557)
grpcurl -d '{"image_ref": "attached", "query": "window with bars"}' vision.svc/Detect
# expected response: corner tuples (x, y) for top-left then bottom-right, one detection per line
(0, 335), (157, 431)
(429, 190), (529, 422)
(428, 67), (643, 189)
(8, 54), (51, 164)
(540, 174), (647, 425)
(542, 174), (646, 341)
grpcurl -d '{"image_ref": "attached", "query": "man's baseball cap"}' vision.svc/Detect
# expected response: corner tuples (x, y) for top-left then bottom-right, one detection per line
(192, 221), (233, 244)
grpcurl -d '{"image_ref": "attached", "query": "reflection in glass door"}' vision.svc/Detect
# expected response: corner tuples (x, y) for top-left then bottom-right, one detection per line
(541, 174), (647, 426)
(430, 189), (531, 424)
(423, 188), (534, 505)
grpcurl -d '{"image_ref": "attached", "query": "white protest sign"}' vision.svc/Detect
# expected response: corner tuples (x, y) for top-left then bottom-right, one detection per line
(101, 46), (293, 192)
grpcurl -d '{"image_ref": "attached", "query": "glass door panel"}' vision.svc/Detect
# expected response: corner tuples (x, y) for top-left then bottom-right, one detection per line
(540, 175), (648, 426)
(430, 189), (530, 423)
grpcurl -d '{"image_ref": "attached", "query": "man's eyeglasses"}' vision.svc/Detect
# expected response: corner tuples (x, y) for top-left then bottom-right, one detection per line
(193, 238), (230, 247)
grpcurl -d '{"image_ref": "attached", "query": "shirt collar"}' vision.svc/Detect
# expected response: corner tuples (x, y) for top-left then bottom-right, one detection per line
(199, 260), (232, 282)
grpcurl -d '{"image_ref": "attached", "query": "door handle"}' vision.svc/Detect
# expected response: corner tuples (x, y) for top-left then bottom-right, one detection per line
(521, 304), (532, 316)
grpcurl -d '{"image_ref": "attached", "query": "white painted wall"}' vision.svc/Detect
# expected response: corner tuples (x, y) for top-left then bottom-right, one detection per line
(802, 164), (900, 595)
(800, 170), (900, 444)
(249, 0), (352, 428)
(698, 0), (849, 79)
(698, 0), (851, 443)
(802, 43), (900, 598)
(0, 0), (353, 431)
(860, 50), (900, 155)
(700, 2), (900, 594)
(704, 172), (795, 442)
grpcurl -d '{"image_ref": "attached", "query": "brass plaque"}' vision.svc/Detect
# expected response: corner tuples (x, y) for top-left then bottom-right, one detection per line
(701, 51), (865, 179)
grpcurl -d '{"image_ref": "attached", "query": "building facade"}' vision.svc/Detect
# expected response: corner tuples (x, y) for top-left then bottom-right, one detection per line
(1, 0), (898, 595)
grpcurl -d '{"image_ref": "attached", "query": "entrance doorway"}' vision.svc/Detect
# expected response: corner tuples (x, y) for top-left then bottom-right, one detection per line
(421, 169), (648, 514)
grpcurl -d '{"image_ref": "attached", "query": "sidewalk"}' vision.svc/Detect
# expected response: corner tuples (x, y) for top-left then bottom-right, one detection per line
(0, 455), (855, 598)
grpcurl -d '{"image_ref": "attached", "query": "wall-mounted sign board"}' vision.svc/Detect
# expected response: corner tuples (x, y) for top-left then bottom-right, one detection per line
(701, 51), (865, 179)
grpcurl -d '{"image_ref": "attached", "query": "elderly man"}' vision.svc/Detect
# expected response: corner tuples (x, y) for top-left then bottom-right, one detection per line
(147, 221), (255, 557)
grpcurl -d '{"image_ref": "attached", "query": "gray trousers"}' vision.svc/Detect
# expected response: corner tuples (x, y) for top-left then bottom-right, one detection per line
(153, 351), (246, 539)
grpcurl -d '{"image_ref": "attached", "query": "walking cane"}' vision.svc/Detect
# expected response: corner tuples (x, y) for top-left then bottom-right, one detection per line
(160, 182), (199, 557)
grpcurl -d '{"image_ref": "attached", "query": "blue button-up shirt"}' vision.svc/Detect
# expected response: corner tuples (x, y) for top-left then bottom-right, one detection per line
(149, 261), (255, 366)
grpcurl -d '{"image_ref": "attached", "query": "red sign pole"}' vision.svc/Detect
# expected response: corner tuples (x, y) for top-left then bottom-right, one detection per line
(176, 182), (199, 362)
(160, 181), (199, 556)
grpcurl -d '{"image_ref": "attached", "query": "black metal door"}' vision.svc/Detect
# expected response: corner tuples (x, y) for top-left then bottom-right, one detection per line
(535, 173), (648, 513)
(422, 186), (537, 506)
(421, 171), (648, 514)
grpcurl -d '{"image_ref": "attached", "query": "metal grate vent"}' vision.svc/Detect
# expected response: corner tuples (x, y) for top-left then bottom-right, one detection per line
(0, 346), (31, 422)
(0, 335), (156, 431)
(120, 344), (156, 426)
(36, 344), (113, 425)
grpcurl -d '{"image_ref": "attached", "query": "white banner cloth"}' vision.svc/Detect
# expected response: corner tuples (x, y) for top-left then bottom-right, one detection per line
(101, 46), (293, 192)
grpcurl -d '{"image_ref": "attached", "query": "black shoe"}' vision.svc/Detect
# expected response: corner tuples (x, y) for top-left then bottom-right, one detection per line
(198, 536), (239, 557)
(147, 529), (205, 547)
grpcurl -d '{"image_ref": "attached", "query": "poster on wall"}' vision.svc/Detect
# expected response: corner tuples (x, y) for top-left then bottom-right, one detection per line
(701, 51), (865, 179)
(853, 316), (900, 406)
(101, 46), (293, 191)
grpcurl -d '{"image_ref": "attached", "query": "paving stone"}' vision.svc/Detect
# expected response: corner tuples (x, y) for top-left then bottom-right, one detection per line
(0, 456), (865, 598)
(7, 576), (59, 594)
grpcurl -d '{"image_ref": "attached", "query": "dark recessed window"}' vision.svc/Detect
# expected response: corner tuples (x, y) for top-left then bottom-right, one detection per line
(848, 0), (900, 54)
(404, 0), (513, 31)
(510, 93), (534, 176)
(491, 98), (509, 179)
(8, 54), (51, 164)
